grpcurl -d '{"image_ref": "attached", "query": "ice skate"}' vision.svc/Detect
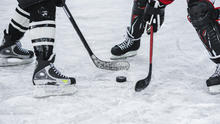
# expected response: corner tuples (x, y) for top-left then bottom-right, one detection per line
(0, 31), (34, 66)
(111, 27), (140, 60)
(33, 54), (76, 97)
(206, 64), (220, 94)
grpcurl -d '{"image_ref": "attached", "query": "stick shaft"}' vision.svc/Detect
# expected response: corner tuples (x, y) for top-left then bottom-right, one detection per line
(63, 4), (93, 56)
(149, 26), (154, 64)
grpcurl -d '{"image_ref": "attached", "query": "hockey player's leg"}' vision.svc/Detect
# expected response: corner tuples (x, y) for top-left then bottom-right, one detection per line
(188, 0), (220, 94)
(110, 0), (147, 60)
(0, 5), (34, 66)
(27, 0), (76, 97)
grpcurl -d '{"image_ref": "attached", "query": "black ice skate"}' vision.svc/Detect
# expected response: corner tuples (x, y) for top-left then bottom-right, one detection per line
(206, 64), (220, 94)
(111, 28), (141, 60)
(0, 31), (34, 66)
(33, 54), (76, 97)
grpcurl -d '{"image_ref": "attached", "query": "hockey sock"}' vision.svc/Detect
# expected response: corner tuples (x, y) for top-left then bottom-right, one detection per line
(28, 0), (56, 60)
(5, 5), (30, 44)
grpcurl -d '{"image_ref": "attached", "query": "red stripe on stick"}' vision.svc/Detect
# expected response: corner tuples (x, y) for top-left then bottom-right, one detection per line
(149, 26), (154, 64)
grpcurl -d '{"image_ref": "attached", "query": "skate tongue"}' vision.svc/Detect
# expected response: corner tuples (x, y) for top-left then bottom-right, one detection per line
(48, 54), (56, 63)
(1, 30), (15, 47)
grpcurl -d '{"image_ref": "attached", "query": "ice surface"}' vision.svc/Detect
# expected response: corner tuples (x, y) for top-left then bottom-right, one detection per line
(1, 0), (220, 124)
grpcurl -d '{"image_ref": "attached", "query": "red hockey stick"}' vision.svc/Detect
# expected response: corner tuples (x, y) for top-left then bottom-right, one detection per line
(135, 26), (154, 92)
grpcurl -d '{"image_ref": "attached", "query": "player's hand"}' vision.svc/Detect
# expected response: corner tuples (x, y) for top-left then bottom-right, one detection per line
(144, 0), (165, 34)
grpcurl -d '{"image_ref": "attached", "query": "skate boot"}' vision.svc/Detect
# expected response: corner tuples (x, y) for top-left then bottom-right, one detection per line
(206, 64), (220, 94)
(0, 30), (34, 66)
(111, 27), (141, 60)
(33, 54), (76, 97)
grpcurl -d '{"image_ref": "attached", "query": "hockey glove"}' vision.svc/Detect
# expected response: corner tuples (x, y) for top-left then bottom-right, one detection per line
(56, 0), (66, 7)
(144, 0), (166, 34)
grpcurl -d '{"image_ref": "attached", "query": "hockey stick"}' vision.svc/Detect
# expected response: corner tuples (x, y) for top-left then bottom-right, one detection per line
(135, 26), (154, 92)
(62, 4), (130, 71)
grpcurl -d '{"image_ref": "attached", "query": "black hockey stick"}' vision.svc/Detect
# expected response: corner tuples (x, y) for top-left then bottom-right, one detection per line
(135, 26), (154, 92)
(62, 4), (130, 71)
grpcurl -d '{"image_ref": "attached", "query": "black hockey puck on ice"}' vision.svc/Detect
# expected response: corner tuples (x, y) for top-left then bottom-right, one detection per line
(116, 76), (127, 83)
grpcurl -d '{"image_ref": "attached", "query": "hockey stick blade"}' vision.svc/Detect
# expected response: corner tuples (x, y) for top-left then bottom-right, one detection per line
(91, 55), (130, 71)
(63, 4), (130, 71)
(135, 64), (152, 92)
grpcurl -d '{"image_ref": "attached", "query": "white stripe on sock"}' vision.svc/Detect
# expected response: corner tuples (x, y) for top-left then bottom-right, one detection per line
(30, 27), (55, 39)
(12, 10), (29, 28)
(30, 20), (55, 27)
(32, 42), (54, 46)
(17, 6), (30, 16)
(10, 21), (26, 32)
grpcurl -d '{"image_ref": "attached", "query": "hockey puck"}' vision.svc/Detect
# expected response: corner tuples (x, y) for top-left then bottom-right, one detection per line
(116, 76), (127, 83)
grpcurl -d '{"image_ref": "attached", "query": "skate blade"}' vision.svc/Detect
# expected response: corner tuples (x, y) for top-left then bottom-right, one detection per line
(0, 57), (34, 67)
(33, 85), (77, 98)
(208, 85), (220, 95)
(110, 51), (137, 60)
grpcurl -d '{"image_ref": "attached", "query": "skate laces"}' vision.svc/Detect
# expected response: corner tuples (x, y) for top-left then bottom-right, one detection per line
(211, 64), (220, 78)
(117, 30), (140, 50)
(50, 63), (68, 78)
(16, 42), (29, 54)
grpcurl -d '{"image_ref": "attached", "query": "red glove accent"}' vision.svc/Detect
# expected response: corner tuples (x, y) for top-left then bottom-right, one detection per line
(159, 0), (174, 5)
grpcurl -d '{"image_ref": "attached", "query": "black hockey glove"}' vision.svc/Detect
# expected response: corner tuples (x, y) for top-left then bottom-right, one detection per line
(56, 0), (66, 7)
(144, 0), (166, 34)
